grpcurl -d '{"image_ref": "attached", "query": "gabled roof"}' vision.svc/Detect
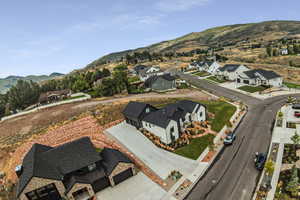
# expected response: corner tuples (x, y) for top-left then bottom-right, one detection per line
(16, 137), (102, 197)
(143, 100), (203, 128)
(219, 64), (242, 72)
(243, 69), (281, 80)
(122, 101), (151, 120)
(134, 65), (148, 73)
(100, 148), (132, 175)
(144, 74), (175, 87)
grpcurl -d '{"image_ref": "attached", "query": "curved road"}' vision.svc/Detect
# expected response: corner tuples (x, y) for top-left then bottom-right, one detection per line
(180, 74), (300, 200)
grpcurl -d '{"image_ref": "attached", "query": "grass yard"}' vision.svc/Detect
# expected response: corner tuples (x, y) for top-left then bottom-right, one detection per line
(284, 82), (300, 89)
(238, 85), (267, 93)
(193, 71), (210, 77)
(174, 134), (215, 160)
(128, 76), (141, 83)
(206, 76), (227, 83)
(198, 100), (237, 132)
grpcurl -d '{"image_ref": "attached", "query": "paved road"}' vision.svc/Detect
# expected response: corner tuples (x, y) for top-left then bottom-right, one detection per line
(180, 73), (300, 200)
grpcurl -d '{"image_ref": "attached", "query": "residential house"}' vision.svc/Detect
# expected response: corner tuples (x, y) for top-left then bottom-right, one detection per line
(16, 137), (136, 200)
(38, 89), (72, 105)
(237, 69), (283, 87)
(197, 61), (221, 75)
(144, 74), (176, 92)
(133, 65), (148, 75)
(123, 100), (206, 144)
(138, 66), (163, 81)
(217, 64), (250, 81)
(280, 48), (289, 55)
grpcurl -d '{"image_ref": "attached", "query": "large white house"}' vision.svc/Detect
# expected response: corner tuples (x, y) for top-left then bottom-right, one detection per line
(217, 64), (250, 81)
(237, 69), (283, 87)
(122, 101), (206, 145)
(188, 61), (221, 75)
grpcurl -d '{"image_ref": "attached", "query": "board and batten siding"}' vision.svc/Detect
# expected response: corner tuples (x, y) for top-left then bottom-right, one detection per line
(142, 120), (179, 144)
(151, 78), (176, 91)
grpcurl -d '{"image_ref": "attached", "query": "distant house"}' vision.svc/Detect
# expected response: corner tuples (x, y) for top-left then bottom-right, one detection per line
(191, 61), (221, 74)
(16, 137), (136, 200)
(280, 48), (289, 55)
(123, 100), (206, 144)
(144, 74), (176, 92)
(217, 64), (250, 81)
(38, 89), (72, 105)
(138, 66), (163, 81)
(133, 65), (148, 75)
(237, 69), (283, 87)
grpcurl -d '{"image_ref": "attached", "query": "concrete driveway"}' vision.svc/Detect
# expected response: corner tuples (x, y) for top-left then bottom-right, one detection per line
(106, 122), (198, 179)
(96, 172), (167, 200)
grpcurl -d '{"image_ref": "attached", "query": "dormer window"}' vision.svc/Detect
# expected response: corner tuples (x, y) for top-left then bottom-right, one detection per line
(146, 108), (150, 113)
(88, 163), (96, 172)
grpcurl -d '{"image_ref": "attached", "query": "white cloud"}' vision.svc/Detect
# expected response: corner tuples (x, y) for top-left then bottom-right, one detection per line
(156, 0), (210, 12)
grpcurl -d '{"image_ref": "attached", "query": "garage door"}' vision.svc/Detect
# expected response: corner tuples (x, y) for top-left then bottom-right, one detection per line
(92, 177), (111, 193)
(25, 183), (61, 200)
(113, 168), (133, 185)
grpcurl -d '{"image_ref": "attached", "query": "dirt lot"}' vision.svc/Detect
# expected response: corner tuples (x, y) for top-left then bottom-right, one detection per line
(0, 89), (214, 187)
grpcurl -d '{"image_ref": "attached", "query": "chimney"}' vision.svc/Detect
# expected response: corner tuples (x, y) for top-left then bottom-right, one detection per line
(15, 165), (23, 178)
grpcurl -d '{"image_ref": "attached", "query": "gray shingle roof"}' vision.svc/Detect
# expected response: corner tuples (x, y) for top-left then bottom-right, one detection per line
(143, 100), (202, 128)
(219, 64), (241, 72)
(16, 137), (102, 197)
(243, 69), (281, 80)
(100, 148), (132, 175)
(122, 101), (150, 120)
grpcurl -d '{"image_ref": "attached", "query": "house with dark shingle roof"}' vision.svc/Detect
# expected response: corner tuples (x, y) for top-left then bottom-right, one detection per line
(189, 61), (221, 75)
(144, 74), (176, 92)
(217, 64), (249, 81)
(135, 66), (163, 81)
(237, 69), (283, 87)
(16, 137), (136, 200)
(122, 100), (206, 144)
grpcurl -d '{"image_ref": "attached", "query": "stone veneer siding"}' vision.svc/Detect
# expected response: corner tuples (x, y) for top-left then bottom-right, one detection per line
(66, 183), (94, 200)
(108, 162), (136, 186)
(19, 177), (66, 200)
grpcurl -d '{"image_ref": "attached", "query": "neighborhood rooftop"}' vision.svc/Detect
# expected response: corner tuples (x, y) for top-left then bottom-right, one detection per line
(219, 64), (243, 72)
(243, 69), (281, 80)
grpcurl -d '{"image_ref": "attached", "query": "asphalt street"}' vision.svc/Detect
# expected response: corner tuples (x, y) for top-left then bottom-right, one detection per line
(180, 73), (300, 200)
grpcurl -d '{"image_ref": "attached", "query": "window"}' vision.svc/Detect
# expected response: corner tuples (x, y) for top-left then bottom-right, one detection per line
(146, 108), (150, 113)
(200, 112), (203, 117)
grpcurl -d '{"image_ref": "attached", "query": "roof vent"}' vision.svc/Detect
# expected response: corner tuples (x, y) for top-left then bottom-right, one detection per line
(15, 165), (23, 177)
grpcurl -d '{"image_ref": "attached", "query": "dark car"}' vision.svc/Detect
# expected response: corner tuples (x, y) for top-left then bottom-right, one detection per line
(223, 132), (236, 145)
(254, 153), (267, 170)
(292, 103), (300, 110)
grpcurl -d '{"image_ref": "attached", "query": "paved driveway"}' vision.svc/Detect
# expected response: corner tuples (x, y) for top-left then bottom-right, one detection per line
(106, 122), (198, 179)
(96, 172), (167, 200)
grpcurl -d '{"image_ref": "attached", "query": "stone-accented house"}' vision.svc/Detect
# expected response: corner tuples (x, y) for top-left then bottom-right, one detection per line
(38, 89), (72, 105)
(123, 100), (206, 144)
(237, 69), (283, 87)
(16, 137), (136, 200)
(144, 74), (176, 92)
(137, 66), (163, 81)
(217, 64), (250, 81)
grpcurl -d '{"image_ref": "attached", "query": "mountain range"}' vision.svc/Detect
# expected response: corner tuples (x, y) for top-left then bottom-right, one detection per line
(0, 73), (64, 94)
(86, 20), (300, 69)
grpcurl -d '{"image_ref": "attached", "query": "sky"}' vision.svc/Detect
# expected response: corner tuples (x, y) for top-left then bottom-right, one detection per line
(0, 0), (299, 78)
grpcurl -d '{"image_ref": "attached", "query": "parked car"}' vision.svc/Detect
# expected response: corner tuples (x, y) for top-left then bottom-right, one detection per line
(224, 132), (236, 145)
(254, 152), (267, 170)
(292, 103), (300, 109)
(295, 111), (300, 118)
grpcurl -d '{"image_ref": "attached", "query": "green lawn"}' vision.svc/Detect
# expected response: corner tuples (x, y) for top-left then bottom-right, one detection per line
(174, 134), (215, 160)
(238, 85), (267, 93)
(284, 82), (300, 89)
(193, 71), (210, 77)
(206, 76), (226, 83)
(198, 100), (237, 132)
(128, 76), (140, 83)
